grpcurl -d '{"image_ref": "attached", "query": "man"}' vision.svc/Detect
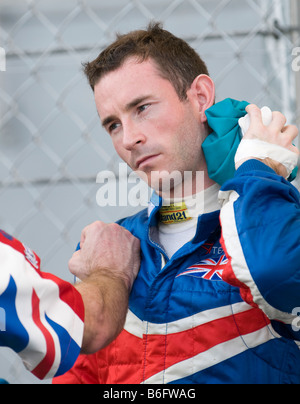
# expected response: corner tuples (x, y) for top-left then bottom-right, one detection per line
(54, 23), (300, 384)
(0, 221), (140, 380)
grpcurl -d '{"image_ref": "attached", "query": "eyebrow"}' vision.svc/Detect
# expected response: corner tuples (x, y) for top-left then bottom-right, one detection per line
(101, 95), (152, 128)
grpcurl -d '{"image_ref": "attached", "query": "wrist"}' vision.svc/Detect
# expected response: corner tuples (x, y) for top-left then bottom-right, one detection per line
(235, 157), (288, 177)
(235, 138), (298, 179)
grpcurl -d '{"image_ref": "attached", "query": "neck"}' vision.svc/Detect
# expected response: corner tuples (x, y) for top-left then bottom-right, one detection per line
(158, 169), (216, 201)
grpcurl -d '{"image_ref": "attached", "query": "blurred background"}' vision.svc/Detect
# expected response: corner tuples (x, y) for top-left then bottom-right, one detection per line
(0, 0), (299, 383)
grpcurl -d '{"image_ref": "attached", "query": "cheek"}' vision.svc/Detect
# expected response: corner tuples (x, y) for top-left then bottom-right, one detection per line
(172, 120), (203, 164)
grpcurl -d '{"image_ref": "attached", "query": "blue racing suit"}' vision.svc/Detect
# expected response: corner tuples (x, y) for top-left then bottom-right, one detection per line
(54, 160), (300, 384)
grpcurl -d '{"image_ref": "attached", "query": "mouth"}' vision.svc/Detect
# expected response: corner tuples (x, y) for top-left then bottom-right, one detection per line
(135, 154), (160, 170)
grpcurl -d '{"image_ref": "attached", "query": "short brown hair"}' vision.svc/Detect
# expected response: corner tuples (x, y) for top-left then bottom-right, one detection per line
(83, 22), (209, 100)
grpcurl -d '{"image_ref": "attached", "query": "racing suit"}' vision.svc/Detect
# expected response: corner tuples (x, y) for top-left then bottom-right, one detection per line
(53, 160), (300, 384)
(0, 230), (84, 380)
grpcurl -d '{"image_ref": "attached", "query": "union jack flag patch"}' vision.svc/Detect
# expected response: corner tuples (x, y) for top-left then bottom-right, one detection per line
(176, 254), (228, 281)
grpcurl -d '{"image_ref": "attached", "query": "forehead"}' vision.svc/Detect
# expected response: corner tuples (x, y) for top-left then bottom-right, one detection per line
(93, 58), (174, 111)
(97, 57), (162, 88)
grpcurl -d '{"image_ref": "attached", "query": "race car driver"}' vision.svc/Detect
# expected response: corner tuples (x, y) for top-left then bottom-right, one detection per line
(54, 23), (300, 384)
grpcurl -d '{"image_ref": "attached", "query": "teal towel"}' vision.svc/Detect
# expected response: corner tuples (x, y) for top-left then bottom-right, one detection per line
(202, 98), (297, 185)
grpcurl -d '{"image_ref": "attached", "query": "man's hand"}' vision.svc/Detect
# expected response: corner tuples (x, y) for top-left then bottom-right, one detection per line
(244, 104), (298, 151)
(69, 221), (140, 290)
(236, 104), (299, 177)
(71, 221), (141, 353)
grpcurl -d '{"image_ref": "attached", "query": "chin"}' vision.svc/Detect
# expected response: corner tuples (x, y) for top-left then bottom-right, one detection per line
(149, 171), (184, 197)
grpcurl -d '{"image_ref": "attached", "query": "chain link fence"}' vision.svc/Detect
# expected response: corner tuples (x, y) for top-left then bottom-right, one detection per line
(0, 0), (299, 383)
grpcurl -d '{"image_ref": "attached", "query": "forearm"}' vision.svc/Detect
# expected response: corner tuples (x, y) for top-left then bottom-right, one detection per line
(75, 273), (129, 354)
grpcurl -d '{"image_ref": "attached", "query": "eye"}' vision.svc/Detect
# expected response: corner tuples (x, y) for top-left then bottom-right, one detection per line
(137, 104), (150, 114)
(108, 122), (121, 134)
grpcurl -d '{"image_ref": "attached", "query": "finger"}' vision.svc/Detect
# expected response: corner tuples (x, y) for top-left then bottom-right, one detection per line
(79, 231), (86, 248)
(268, 111), (287, 131)
(244, 104), (265, 137)
(131, 237), (141, 279)
(290, 144), (300, 155)
(279, 125), (299, 153)
(281, 124), (299, 140)
(80, 220), (104, 248)
(68, 250), (81, 276)
(79, 224), (90, 248)
(245, 104), (263, 125)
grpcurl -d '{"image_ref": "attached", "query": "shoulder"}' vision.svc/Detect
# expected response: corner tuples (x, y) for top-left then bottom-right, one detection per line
(0, 229), (40, 270)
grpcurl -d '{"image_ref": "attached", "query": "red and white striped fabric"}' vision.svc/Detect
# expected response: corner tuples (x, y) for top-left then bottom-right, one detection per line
(0, 229), (84, 379)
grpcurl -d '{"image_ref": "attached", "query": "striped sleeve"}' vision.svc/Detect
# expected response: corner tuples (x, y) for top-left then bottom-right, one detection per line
(0, 230), (85, 379)
(219, 160), (300, 339)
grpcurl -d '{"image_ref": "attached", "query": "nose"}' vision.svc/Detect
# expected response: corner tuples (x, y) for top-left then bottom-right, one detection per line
(122, 120), (146, 151)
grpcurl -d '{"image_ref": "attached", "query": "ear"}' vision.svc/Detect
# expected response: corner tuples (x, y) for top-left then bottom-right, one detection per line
(188, 74), (215, 123)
